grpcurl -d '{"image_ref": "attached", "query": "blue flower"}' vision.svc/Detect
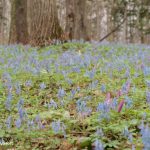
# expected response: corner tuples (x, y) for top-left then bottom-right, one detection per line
(51, 120), (66, 136)
(122, 127), (130, 137)
(58, 88), (65, 98)
(70, 89), (76, 99)
(27, 119), (35, 131)
(111, 98), (118, 109)
(125, 96), (133, 108)
(25, 80), (32, 87)
(84, 68), (96, 79)
(101, 84), (106, 93)
(40, 82), (46, 90)
(94, 139), (104, 150)
(35, 114), (44, 129)
(146, 91), (150, 105)
(15, 82), (21, 95)
(76, 99), (92, 116)
(5, 99), (11, 111)
(17, 98), (24, 110)
(143, 67), (150, 76)
(97, 102), (109, 113)
(5, 116), (11, 129)
(95, 128), (104, 137)
(15, 118), (22, 128)
(145, 80), (150, 88)
(89, 80), (98, 89)
(140, 124), (150, 150)
(48, 99), (57, 109)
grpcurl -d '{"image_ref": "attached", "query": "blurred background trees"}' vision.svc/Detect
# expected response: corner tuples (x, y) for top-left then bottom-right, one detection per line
(0, 0), (150, 45)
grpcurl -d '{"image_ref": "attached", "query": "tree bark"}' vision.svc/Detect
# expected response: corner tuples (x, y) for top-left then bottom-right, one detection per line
(65, 0), (89, 40)
(27, 0), (63, 46)
(9, 0), (28, 44)
(0, 0), (11, 44)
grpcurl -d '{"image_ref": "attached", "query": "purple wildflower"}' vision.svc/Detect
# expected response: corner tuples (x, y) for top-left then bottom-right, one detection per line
(5, 116), (11, 129)
(97, 102), (109, 113)
(15, 82), (21, 95)
(58, 88), (65, 98)
(140, 124), (150, 149)
(76, 99), (92, 116)
(48, 99), (57, 109)
(25, 80), (32, 87)
(34, 114), (44, 129)
(15, 118), (22, 128)
(17, 98), (24, 110)
(27, 119), (35, 131)
(94, 139), (104, 150)
(95, 128), (104, 137)
(125, 96), (133, 108)
(51, 120), (66, 136)
(118, 100), (125, 113)
(146, 91), (150, 105)
(40, 82), (46, 90)
(101, 84), (106, 93)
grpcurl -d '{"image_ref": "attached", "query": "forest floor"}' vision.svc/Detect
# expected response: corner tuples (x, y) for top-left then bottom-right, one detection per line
(0, 42), (150, 150)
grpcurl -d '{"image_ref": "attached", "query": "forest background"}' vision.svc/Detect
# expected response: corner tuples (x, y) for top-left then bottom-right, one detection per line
(0, 0), (150, 46)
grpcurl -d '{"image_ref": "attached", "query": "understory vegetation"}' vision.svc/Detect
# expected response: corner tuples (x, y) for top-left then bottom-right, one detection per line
(0, 42), (150, 149)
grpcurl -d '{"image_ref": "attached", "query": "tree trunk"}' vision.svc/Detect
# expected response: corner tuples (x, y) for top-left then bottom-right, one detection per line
(66, 0), (89, 40)
(9, 0), (28, 44)
(27, 0), (63, 46)
(0, 0), (11, 44)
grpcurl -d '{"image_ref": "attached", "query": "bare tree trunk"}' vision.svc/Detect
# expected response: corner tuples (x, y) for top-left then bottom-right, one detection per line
(27, 0), (63, 46)
(9, 0), (28, 44)
(66, 0), (89, 40)
(0, 0), (11, 44)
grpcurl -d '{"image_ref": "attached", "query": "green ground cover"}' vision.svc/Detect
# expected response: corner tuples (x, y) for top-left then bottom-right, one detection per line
(0, 42), (150, 149)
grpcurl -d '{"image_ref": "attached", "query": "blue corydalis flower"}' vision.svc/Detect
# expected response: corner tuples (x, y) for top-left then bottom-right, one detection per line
(2, 72), (12, 82)
(15, 82), (21, 95)
(35, 114), (41, 123)
(124, 68), (130, 78)
(5, 99), (11, 111)
(72, 66), (80, 73)
(146, 91), (150, 105)
(145, 80), (150, 88)
(25, 80), (32, 87)
(51, 120), (66, 136)
(7, 92), (12, 101)
(143, 67), (150, 76)
(5, 116), (11, 129)
(125, 96), (133, 108)
(34, 114), (44, 129)
(84, 69), (95, 79)
(89, 80), (98, 90)
(94, 139), (104, 150)
(15, 118), (22, 128)
(95, 128), (104, 137)
(111, 98), (118, 109)
(48, 99), (57, 109)
(99, 113), (110, 121)
(101, 84), (106, 93)
(17, 98), (24, 110)
(140, 124), (150, 150)
(51, 120), (61, 134)
(40, 82), (46, 90)
(27, 119), (35, 131)
(97, 102), (109, 113)
(18, 107), (26, 120)
(70, 89), (76, 99)
(122, 126), (133, 142)
(76, 99), (92, 117)
(58, 88), (65, 98)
